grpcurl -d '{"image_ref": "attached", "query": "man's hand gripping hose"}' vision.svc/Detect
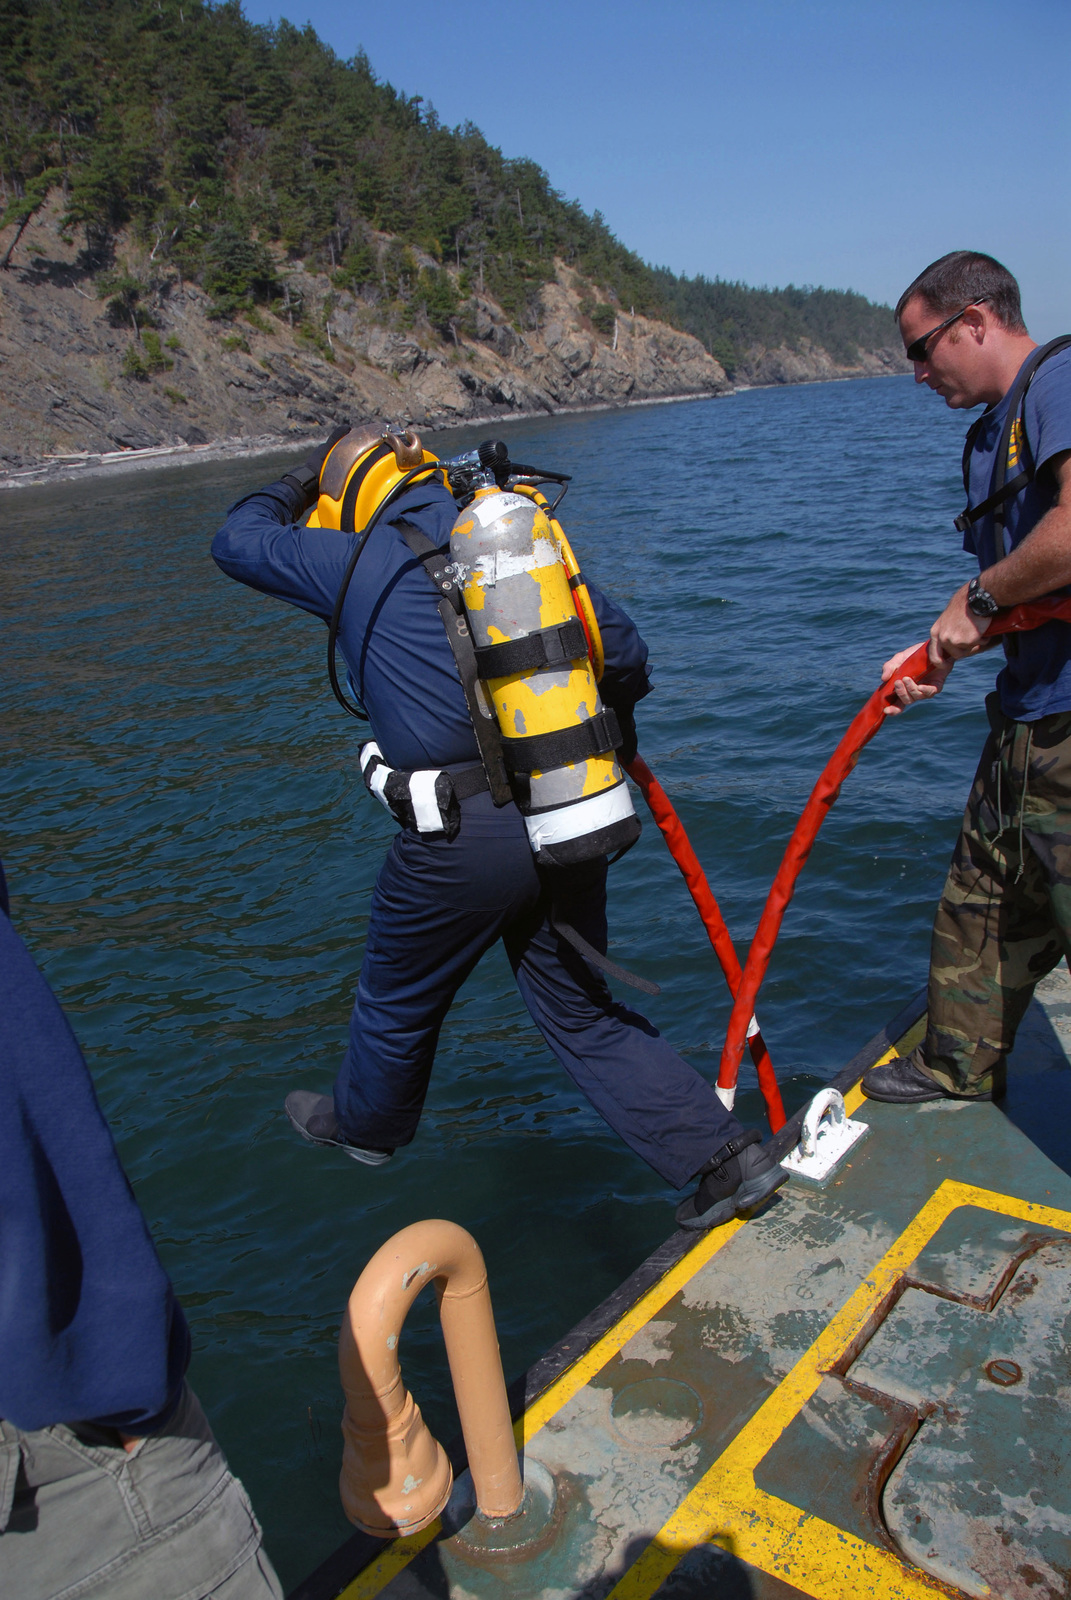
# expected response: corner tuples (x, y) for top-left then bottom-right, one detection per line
(717, 597), (1071, 1103)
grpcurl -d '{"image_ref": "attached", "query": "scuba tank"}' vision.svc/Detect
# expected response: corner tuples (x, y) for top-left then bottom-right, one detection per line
(447, 449), (641, 868)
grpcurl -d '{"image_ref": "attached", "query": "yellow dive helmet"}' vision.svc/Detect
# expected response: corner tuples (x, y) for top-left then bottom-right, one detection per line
(308, 423), (440, 532)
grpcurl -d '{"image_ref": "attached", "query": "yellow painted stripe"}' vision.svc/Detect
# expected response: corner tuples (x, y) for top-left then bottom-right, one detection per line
(607, 1180), (1071, 1600)
(336, 1524), (442, 1600)
(517, 1217), (745, 1444)
(843, 1042), (896, 1116)
(333, 1032), (908, 1599)
(842, 1081), (866, 1115)
(520, 1026), (903, 1453)
(340, 1221), (746, 1597)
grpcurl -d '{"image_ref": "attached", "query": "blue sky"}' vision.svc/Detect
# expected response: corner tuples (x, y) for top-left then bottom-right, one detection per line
(242, 0), (1070, 338)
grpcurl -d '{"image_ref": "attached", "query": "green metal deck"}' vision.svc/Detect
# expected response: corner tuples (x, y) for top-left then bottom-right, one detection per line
(295, 969), (1071, 1600)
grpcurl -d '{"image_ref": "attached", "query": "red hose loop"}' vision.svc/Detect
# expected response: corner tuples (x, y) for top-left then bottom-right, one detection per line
(625, 756), (786, 1131)
(717, 597), (1071, 1094)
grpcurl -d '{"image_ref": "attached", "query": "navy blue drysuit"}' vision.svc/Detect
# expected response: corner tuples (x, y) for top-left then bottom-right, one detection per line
(212, 476), (743, 1186)
(0, 865), (190, 1433)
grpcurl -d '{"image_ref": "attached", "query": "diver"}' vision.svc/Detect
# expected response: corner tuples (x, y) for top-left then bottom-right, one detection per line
(211, 424), (786, 1229)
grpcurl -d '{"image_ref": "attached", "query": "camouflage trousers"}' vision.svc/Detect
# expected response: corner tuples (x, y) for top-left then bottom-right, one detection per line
(925, 692), (1071, 1096)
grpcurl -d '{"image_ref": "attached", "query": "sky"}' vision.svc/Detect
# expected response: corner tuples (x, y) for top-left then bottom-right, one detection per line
(242, 0), (1071, 338)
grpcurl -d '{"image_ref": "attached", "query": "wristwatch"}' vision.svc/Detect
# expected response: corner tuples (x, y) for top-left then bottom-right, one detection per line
(966, 576), (1001, 618)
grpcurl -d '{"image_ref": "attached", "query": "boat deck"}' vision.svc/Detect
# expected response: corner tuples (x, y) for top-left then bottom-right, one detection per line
(295, 968), (1071, 1600)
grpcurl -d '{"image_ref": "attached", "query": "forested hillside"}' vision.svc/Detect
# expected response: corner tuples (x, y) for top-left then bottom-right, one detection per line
(1, 0), (898, 377)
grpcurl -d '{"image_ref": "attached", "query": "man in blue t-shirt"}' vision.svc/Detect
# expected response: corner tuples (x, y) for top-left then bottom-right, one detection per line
(861, 252), (1071, 1104)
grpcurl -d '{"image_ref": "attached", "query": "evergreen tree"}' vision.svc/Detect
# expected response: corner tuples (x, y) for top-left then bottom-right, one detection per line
(0, 0), (898, 359)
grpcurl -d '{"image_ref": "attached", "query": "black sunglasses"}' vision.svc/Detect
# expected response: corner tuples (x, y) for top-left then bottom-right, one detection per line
(904, 297), (989, 363)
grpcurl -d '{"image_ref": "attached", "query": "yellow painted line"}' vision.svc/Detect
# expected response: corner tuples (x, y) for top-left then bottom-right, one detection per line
(337, 1524), (441, 1600)
(335, 1030), (912, 1598)
(843, 1042), (896, 1116)
(340, 1220), (747, 1597)
(516, 1216), (745, 1445)
(842, 1081), (866, 1115)
(607, 1180), (1071, 1600)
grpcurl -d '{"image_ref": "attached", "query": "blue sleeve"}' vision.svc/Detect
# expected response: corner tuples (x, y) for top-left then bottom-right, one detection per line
(211, 479), (351, 623)
(0, 893), (190, 1433)
(587, 582), (653, 710)
(1026, 351), (1071, 477)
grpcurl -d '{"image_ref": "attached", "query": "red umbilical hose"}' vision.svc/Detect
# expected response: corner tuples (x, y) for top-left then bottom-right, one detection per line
(625, 756), (786, 1131)
(717, 598), (1071, 1096)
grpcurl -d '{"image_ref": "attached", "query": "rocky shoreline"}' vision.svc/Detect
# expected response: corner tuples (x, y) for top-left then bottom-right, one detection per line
(0, 376), (907, 493)
(0, 206), (908, 491)
(0, 390), (726, 491)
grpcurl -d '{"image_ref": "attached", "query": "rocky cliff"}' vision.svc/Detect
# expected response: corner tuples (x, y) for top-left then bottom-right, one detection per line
(0, 206), (907, 479)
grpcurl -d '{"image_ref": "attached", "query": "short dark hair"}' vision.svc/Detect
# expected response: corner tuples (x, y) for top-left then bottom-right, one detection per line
(895, 251), (1027, 333)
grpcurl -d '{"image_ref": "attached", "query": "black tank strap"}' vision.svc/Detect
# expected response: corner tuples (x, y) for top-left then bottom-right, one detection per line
(395, 519), (512, 805)
(550, 915), (661, 995)
(959, 413), (988, 500)
(502, 709), (622, 775)
(956, 335), (1071, 564)
(474, 618), (588, 680)
(325, 462), (443, 722)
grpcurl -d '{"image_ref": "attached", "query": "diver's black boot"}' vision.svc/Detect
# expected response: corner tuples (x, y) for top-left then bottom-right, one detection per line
(284, 1091), (394, 1165)
(675, 1130), (787, 1231)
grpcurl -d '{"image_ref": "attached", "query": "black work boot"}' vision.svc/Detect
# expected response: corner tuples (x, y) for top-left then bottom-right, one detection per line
(284, 1091), (394, 1165)
(675, 1130), (787, 1231)
(861, 1046), (994, 1103)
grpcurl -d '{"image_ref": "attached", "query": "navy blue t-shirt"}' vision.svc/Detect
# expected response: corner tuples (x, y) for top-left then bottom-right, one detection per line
(213, 478), (652, 771)
(963, 344), (1071, 720)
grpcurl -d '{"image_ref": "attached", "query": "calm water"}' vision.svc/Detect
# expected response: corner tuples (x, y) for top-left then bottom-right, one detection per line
(1, 377), (985, 1588)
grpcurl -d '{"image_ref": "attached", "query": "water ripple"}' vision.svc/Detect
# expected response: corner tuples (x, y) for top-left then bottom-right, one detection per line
(0, 378), (984, 1585)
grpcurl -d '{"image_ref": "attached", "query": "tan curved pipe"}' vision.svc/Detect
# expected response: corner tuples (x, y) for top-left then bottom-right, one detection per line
(338, 1219), (523, 1538)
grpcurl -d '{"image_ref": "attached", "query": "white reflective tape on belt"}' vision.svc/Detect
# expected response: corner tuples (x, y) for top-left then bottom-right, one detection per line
(369, 763), (392, 809)
(524, 782), (635, 850)
(409, 769), (445, 833)
(359, 741), (382, 774)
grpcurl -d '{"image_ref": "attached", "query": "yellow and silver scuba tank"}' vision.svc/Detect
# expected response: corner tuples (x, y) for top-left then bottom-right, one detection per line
(448, 472), (640, 867)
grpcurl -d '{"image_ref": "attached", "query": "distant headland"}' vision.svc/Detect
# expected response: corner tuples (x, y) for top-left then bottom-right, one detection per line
(0, 0), (907, 477)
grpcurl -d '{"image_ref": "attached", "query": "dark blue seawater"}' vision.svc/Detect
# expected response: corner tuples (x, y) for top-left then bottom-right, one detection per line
(1, 376), (985, 1588)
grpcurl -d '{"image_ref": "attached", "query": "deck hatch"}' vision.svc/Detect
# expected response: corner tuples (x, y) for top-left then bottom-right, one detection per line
(603, 1181), (1071, 1600)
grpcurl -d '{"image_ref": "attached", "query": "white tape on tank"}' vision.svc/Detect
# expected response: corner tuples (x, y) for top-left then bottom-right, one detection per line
(409, 769), (444, 834)
(524, 782), (635, 850)
(475, 537), (561, 587)
(471, 492), (530, 526)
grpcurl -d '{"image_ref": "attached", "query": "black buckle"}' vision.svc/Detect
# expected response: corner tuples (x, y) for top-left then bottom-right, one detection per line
(700, 1128), (761, 1176)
